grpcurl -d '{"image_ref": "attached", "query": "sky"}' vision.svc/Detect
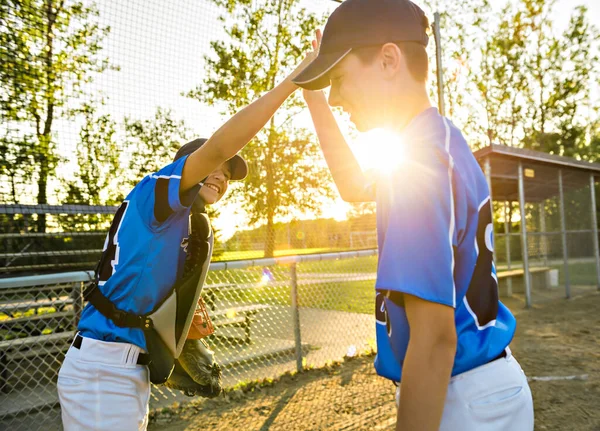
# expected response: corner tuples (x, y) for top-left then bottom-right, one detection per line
(53, 0), (600, 240)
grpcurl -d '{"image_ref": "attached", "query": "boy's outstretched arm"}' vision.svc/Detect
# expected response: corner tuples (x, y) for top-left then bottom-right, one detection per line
(180, 53), (316, 192)
(303, 90), (374, 202)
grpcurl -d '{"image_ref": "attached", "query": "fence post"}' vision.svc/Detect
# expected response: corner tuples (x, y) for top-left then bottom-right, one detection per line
(504, 202), (513, 296)
(290, 262), (303, 372)
(589, 174), (600, 290)
(539, 203), (548, 267)
(558, 170), (571, 298)
(72, 281), (84, 328)
(518, 161), (532, 308)
(484, 157), (497, 264)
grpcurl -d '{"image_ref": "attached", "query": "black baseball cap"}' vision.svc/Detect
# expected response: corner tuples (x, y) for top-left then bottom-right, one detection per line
(174, 138), (248, 181)
(293, 0), (429, 91)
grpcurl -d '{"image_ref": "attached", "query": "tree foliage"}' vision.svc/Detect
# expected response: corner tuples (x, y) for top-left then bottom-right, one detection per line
(124, 107), (191, 186)
(0, 0), (114, 230)
(63, 101), (122, 206)
(188, 0), (334, 257)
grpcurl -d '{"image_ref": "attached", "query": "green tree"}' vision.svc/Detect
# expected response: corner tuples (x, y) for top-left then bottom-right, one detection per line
(474, 1), (530, 147)
(63, 101), (122, 206)
(0, 135), (35, 204)
(188, 0), (334, 258)
(56, 101), (120, 232)
(524, 5), (599, 158)
(0, 0), (114, 231)
(425, 0), (491, 146)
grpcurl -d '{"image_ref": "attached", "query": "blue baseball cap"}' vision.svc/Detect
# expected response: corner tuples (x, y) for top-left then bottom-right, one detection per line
(174, 138), (248, 181)
(293, 0), (429, 91)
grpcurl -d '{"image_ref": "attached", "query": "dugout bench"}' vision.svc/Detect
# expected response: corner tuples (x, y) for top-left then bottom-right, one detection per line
(203, 282), (270, 344)
(497, 266), (558, 297)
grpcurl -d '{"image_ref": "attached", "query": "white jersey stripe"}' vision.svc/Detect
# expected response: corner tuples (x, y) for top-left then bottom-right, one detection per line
(463, 296), (497, 330)
(478, 196), (490, 212)
(149, 174), (182, 180)
(442, 118), (457, 308)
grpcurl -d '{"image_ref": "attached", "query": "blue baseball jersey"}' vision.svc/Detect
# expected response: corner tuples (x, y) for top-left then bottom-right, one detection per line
(373, 107), (516, 382)
(78, 156), (202, 350)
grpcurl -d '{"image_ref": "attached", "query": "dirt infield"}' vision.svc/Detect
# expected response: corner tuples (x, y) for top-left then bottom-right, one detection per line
(149, 292), (600, 431)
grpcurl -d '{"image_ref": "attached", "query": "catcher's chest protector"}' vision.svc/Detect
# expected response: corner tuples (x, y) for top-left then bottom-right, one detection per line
(149, 212), (214, 359)
(84, 211), (213, 383)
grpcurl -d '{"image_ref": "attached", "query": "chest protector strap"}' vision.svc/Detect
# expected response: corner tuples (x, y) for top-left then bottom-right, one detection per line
(83, 211), (213, 384)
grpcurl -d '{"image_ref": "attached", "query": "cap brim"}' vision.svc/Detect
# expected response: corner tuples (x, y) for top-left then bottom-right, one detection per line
(292, 49), (352, 90)
(228, 154), (248, 181)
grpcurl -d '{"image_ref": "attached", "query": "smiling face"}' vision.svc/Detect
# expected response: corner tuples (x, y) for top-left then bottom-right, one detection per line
(198, 162), (231, 204)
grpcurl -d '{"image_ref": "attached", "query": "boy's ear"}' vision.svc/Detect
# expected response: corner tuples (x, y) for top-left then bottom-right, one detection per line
(380, 43), (402, 77)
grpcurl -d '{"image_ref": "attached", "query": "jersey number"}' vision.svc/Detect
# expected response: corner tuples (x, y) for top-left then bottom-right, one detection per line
(97, 201), (129, 284)
(465, 198), (498, 327)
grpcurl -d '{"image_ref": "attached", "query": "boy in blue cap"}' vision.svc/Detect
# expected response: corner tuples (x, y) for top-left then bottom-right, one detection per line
(294, 0), (534, 429)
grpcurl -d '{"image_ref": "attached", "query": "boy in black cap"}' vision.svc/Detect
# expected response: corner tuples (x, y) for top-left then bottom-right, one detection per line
(294, 0), (533, 430)
(57, 50), (316, 430)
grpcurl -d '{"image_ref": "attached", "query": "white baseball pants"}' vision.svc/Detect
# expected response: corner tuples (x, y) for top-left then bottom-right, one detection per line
(57, 335), (151, 431)
(396, 350), (534, 430)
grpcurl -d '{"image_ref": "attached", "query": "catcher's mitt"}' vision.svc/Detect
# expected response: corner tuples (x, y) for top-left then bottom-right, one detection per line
(162, 339), (222, 398)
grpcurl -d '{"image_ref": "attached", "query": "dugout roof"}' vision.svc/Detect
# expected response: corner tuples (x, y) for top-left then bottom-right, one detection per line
(473, 144), (600, 203)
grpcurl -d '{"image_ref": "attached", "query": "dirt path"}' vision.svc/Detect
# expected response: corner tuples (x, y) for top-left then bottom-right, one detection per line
(149, 292), (600, 431)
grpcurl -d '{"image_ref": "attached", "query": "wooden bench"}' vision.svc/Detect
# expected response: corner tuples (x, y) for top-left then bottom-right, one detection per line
(0, 297), (73, 317)
(210, 304), (269, 344)
(0, 310), (76, 337)
(202, 283), (236, 310)
(497, 266), (557, 296)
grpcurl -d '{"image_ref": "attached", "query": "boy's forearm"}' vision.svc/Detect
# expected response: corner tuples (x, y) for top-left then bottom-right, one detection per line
(396, 337), (455, 431)
(305, 94), (371, 202)
(181, 80), (296, 190)
(208, 80), (296, 159)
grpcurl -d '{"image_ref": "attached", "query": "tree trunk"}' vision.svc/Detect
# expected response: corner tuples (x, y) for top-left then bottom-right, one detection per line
(264, 126), (277, 257)
(264, 211), (275, 259)
(37, 149), (49, 232)
(36, 0), (58, 233)
(10, 173), (18, 204)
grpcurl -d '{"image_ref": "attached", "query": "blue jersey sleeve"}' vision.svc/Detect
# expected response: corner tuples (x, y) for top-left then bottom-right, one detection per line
(376, 147), (457, 307)
(131, 155), (201, 227)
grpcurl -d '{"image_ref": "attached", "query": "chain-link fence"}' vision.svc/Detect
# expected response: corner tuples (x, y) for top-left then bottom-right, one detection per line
(0, 249), (381, 430)
(0, 0), (367, 277)
(0, 205), (377, 275)
(3, 0), (600, 430)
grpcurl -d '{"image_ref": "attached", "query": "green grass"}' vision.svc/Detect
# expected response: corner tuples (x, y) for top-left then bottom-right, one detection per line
(299, 255), (377, 274)
(220, 273), (376, 315)
(203, 254), (378, 315)
(555, 261), (598, 286)
(215, 248), (341, 262)
(206, 252), (377, 285)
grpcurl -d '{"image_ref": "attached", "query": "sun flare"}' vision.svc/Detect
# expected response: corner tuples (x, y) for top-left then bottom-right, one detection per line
(352, 128), (405, 174)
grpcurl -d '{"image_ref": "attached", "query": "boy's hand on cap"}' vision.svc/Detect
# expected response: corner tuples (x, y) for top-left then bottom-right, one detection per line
(313, 29), (322, 54)
(286, 29), (322, 86)
(287, 51), (317, 83)
(302, 30), (326, 102)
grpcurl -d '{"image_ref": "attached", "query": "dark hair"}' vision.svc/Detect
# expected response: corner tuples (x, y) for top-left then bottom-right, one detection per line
(354, 41), (429, 83)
